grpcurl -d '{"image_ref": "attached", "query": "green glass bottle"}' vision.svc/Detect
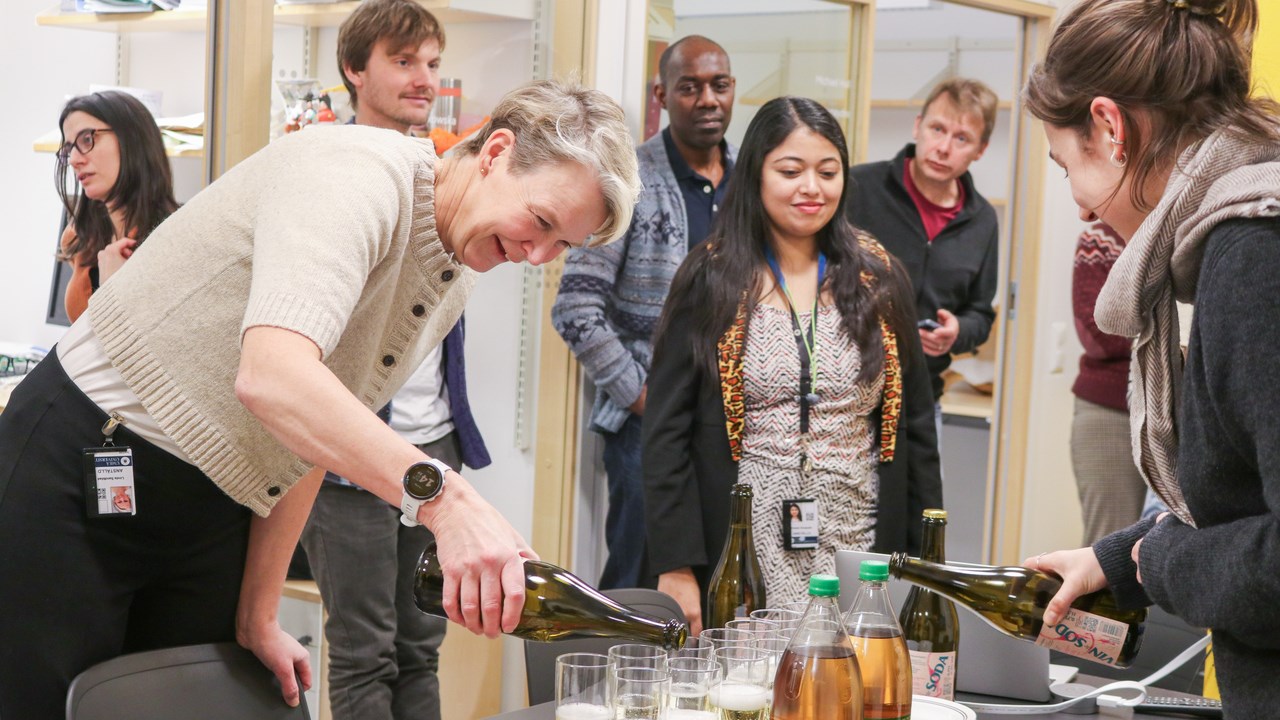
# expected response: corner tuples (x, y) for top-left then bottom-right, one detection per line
(413, 543), (686, 649)
(888, 553), (1146, 668)
(897, 510), (960, 699)
(705, 483), (766, 629)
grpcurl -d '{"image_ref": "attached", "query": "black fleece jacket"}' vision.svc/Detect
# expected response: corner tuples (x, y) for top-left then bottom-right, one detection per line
(1093, 217), (1280, 719)
(847, 144), (1000, 398)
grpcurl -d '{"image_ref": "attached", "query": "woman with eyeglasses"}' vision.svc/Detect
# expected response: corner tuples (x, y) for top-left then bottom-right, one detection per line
(55, 90), (179, 321)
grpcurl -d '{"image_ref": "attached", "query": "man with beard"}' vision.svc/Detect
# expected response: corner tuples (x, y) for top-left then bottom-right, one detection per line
(298, 3), (489, 719)
(552, 35), (736, 590)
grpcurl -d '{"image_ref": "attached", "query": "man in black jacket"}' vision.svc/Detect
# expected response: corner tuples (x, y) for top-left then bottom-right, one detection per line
(848, 78), (1000, 406)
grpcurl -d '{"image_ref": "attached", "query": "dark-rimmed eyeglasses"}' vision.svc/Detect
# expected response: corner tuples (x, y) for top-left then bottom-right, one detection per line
(56, 128), (114, 162)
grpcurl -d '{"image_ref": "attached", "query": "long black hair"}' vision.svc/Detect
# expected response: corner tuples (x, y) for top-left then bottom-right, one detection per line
(654, 96), (913, 386)
(55, 90), (178, 267)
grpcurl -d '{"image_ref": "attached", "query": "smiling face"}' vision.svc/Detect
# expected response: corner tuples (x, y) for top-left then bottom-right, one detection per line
(1044, 122), (1146, 239)
(62, 110), (120, 203)
(761, 126), (843, 247)
(346, 36), (441, 132)
(911, 93), (987, 187)
(445, 136), (607, 272)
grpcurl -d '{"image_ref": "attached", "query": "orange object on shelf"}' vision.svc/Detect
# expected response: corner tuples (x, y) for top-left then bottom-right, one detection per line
(428, 116), (489, 155)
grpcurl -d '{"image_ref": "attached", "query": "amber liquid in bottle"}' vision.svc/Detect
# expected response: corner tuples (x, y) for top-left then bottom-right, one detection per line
(888, 553), (1145, 668)
(846, 561), (911, 720)
(770, 574), (862, 720)
(414, 542), (686, 649)
(849, 628), (911, 720)
(706, 483), (766, 629)
(897, 509), (960, 699)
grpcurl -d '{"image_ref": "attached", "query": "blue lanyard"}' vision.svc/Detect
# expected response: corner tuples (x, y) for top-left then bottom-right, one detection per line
(764, 247), (827, 437)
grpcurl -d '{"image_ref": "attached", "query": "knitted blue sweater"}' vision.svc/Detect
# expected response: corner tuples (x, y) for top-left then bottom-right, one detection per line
(552, 132), (736, 433)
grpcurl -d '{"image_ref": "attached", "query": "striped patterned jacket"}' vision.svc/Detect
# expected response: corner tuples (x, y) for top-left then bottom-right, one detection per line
(552, 132), (737, 433)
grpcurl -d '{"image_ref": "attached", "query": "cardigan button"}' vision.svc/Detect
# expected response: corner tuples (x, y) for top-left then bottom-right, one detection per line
(441, 270), (455, 282)
(267, 486), (281, 497)
(382, 355), (395, 367)
(412, 304), (426, 317)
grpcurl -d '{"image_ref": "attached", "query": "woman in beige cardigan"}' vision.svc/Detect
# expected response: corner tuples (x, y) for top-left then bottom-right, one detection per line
(0, 80), (640, 718)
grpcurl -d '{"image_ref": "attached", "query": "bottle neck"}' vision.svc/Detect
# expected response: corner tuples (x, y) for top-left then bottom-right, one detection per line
(850, 580), (896, 617)
(729, 485), (753, 526)
(920, 519), (948, 563)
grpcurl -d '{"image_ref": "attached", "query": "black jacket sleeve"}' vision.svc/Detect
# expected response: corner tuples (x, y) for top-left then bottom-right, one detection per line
(642, 304), (710, 575)
(897, 284), (944, 551)
(950, 208), (999, 355)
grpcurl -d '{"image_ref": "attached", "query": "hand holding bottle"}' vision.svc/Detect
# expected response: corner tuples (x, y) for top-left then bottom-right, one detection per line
(421, 471), (538, 637)
(1023, 547), (1110, 627)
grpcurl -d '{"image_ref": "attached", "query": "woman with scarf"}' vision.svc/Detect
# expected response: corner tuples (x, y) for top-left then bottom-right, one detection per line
(1024, 0), (1280, 714)
(642, 96), (942, 634)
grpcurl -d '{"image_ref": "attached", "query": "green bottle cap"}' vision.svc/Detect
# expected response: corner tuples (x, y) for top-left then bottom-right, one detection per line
(859, 560), (889, 582)
(808, 574), (840, 597)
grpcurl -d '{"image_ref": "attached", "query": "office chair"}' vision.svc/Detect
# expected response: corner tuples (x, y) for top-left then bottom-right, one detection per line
(66, 642), (311, 720)
(1049, 604), (1208, 694)
(523, 588), (687, 705)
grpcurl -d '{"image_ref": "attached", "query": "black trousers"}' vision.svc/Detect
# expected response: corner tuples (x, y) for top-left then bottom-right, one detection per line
(0, 351), (251, 720)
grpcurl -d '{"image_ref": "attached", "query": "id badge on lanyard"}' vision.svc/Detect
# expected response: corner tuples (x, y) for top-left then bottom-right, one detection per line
(83, 412), (137, 517)
(783, 498), (819, 550)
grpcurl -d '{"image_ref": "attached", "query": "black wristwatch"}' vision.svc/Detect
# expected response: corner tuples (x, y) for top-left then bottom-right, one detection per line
(400, 458), (450, 527)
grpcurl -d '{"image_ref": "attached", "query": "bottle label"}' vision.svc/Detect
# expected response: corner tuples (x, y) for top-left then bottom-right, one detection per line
(1034, 608), (1128, 666)
(908, 650), (956, 699)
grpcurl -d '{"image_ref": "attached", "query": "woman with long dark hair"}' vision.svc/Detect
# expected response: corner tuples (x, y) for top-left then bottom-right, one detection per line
(56, 90), (179, 321)
(1023, 0), (1280, 713)
(643, 96), (942, 633)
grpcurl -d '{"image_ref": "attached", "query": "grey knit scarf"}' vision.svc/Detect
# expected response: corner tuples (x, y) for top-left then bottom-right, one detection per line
(1095, 129), (1280, 526)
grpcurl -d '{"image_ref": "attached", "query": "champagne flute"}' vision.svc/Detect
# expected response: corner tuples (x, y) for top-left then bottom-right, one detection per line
(611, 666), (669, 720)
(724, 619), (779, 645)
(667, 656), (721, 720)
(699, 627), (750, 653)
(710, 646), (770, 720)
(608, 643), (668, 671)
(670, 635), (715, 661)
(556, 653), (613, 720)
(749, 609), (802, 639)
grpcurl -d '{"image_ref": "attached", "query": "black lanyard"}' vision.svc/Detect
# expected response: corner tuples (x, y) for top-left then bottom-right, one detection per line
(764, 248), (827, 438)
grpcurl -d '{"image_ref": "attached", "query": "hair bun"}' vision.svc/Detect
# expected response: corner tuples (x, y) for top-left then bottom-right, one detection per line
(1165, 0), (1228, 17)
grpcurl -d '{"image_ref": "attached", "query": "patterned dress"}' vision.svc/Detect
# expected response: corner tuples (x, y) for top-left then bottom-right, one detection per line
(738, 304), (882, 605)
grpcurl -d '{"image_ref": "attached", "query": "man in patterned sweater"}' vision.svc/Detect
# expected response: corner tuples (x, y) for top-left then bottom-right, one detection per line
(552, 35), (736, 589)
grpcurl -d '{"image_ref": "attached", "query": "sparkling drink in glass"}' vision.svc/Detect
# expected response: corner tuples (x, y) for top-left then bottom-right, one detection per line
(556, 653), (612, 720)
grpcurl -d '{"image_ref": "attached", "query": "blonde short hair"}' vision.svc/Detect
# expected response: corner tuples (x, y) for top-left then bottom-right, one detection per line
(458, 80), (641, 246)
(922, 78), (999, 146)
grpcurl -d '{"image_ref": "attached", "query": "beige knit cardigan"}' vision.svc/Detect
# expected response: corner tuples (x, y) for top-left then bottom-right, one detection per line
(89, 125), (475, 516)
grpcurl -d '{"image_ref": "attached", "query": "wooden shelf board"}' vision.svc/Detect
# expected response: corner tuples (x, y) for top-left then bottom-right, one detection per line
(283, 579), (323, 604)
(36, 6), (207, 32)
(871, 98), (1014, 110)
(940, 382), (994, 420)
(37, 0), (533, 33)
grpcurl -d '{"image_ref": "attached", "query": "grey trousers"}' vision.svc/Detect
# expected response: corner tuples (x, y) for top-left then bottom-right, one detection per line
(300, 433), (460, 720)
(1069, 397), (1147, 545)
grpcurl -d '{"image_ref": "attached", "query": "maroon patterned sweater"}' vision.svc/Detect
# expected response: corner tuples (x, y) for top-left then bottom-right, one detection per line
(1072, 223), (1131, 412)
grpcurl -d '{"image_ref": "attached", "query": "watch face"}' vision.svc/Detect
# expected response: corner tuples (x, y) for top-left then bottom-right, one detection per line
(404, 463), (443, 500)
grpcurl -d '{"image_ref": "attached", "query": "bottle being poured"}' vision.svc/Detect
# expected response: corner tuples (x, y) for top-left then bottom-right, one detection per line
(414, 542), (687, 649)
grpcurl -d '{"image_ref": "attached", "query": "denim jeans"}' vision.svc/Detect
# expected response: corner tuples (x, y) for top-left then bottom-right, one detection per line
(599, 414), (648, 589)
